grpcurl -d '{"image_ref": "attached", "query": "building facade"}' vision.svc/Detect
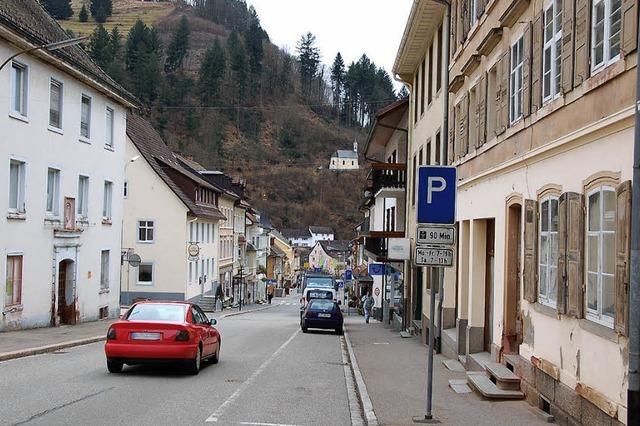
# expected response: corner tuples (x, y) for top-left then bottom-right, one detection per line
(329, 149), (359, 170)
(1, 1), (137, 330)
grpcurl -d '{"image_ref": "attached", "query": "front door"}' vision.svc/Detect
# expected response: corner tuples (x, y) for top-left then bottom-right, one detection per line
(57, 260), (76, 325)
(503, 203), (523, 354)
(484, 219), (495, 353)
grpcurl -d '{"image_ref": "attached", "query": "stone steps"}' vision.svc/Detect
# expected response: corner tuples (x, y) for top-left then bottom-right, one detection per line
(466, 360), (524, 400)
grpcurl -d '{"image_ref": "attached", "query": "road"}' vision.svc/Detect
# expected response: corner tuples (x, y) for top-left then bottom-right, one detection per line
(0, 296), (359, 426)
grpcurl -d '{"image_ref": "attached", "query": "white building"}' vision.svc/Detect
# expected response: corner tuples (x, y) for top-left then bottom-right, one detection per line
(309, 226), (335, 245)
(1, 1), (137, 331)
(121, 114), (226, 305)
(329, 143), (359, 170)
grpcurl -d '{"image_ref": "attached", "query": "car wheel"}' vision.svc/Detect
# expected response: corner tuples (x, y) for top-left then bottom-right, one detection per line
(211, 342), (221, 364)
(188, 346), (202, 375)
(301, 326), (308, 333)
(335, 327), (343, 335)
(107, 359), (123, 373)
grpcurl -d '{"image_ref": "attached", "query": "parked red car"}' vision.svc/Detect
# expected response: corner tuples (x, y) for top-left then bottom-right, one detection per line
(104, 301), (220, 375)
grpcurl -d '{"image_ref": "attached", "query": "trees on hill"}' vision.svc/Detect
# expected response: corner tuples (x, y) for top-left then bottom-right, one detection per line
(330, 52), (345, 114)
(199, 38), (226, 105)
(42, 0), (73, 20)
(296, 32), (320, 99)
(90, 0), (112, 23)
(165, 15), (190, 73)
(125, 20), (162, 102)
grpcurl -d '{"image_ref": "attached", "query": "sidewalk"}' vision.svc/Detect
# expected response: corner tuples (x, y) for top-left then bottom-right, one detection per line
(0, 297), (285, 362)
(345, 317), (546, 426)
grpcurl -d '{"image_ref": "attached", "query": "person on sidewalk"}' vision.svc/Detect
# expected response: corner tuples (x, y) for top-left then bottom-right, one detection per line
(363, 293), (375, 324)
(267, 285), (274, 304)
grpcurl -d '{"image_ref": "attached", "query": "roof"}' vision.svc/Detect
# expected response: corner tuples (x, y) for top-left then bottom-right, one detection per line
(332, 150), (358, 159)
(126, 113), (226, 221)
(246, 242), (258, 252)
(319, 240), (351, 258)
(364, 99), (409, 158)
(309, 226), (334, 235)
(260, 214), (274, 230)
(281, 228), (312, 239)
(0, 0), (137, 107)
(270, 245), (286, 258)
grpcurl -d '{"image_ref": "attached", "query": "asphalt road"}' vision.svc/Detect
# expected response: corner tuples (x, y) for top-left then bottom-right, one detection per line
(0, 296), (357, 426)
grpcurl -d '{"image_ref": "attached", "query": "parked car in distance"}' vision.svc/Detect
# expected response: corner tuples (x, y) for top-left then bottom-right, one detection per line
(104, 301), (220, 375)
(300, 300), (343, 335)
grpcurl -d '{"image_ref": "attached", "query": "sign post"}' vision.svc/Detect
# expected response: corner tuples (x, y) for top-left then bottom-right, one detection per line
(414, 165), (457, 424)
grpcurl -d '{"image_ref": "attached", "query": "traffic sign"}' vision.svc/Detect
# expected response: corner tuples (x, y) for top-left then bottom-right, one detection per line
(345, 269), (352, 280)
(369, 264), (385, 276)
(417, 225), (456, 246)
(417, 166), (457, 225)
(415, 246), (454, 267)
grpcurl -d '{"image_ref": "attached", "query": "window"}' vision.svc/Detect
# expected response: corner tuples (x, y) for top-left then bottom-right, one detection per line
(428, 44), (433, 104)
(435, 132), (441, 165)
(426, 141), (432, 166)
(591, 0), (622, 72)
(138, 220), (155, 242)
(10, 62), (28, 117)
(436, 26), (443, 92)
(100, 250), (110, 290)
(543, 0), (563, 102)
(487, 66), (498, 137)
(49, 79), (63, 129)
(105, 107), (114, 148)
(80, 95), (91, 139)
(5, 255), (23, 306)
(46, 168), (60, 216)
(137, 263), (153, 285)
(102, 181), (113, 220)
(510, 36), (524, 123)
(9, 160), (26, 213)
(77, 175), (89, 218)
(586, 186), (616, 327)
(420, 58), (426, 115)
(539, 197), (559, 307)
(414, 73), (419, 123)
(469, 86), (478, 148)
(471, 0), (478, 26)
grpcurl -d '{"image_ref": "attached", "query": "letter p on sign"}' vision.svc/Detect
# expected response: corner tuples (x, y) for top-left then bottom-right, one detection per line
(417, 166), (457, 225)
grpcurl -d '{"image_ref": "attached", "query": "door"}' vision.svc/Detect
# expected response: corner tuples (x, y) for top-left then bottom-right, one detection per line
(503, 202), (523, 354)
(484, 220), (495, 353)
(57, 260), (76, 325)
(192, 307), (214, 356)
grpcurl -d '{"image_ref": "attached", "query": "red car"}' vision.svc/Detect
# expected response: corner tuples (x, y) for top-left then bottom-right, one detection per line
(104, 301), (220, 375)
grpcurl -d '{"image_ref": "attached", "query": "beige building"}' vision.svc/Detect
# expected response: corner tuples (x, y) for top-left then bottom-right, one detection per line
(395, 0), (637, 423)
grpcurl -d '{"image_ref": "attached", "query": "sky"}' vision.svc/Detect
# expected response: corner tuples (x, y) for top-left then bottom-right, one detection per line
(247, 0), (413, 90)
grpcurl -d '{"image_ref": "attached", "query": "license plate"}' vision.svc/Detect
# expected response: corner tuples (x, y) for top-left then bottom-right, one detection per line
(131, 332), (161, 340)
(318, 313), (331, 318)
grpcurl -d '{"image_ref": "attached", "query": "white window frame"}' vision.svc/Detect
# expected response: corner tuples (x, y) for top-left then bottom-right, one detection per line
(471, 0), (478, 27)
(105, 106), (114, 148)
(137, 262), (154, 286)
(80, 94), (92, 140)
(100, 250), (110, 291)
(542, 0), (563, 103)
(46, 167), (61, 216)
(509, 36), (524, 124)
(102, 180), (113, 220)
(8, 159), (26, 214)
(137, 220), (155, 243)
(49, 78), (63, 130)
(591, 0), (622, 74)
(5, 254), (23, 307)
(538, 196), (559, 308)
(77, 175), (89, 219)
(585, 186), (616, 328)
(10, 61), (28, 119)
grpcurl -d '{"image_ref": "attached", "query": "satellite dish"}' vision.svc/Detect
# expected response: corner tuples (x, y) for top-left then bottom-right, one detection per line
(128, 253), (141, 267)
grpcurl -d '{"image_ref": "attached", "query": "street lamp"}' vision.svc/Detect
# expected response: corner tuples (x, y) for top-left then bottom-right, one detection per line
(0, 37), (88, 71)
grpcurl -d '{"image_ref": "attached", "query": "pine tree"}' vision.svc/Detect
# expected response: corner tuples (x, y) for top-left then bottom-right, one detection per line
(90, 0), (112, 21)
(94, 3), (108, 23)
(105, 27), (124, 81)
(125, 20), (163, 102)
(79, 4), (88, 22)
(199, 38), (226, 104)
(398, 85), (409, 99)
(227, 30), (248, 101)
(296, 32), (320, 98)
(330, 52), (345, 112)
(88, 24), (111, 70)
(165, 15), (190, 73)
(42, 0), (74, 20)
(245, 6), (264, 76)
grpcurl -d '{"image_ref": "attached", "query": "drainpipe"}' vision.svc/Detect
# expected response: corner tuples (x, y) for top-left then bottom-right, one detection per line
(628, 8), (640, 424)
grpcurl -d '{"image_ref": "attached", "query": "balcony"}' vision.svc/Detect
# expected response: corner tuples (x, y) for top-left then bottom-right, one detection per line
(368, 163), (406, 198)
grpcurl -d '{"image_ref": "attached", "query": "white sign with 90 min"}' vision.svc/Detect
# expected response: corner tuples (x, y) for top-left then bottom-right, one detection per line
(415, 246), (454, 267)
(416, 225), (456, 246)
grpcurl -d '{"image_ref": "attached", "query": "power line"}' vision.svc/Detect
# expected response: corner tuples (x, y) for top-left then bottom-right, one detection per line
(150, 98), (399, 111)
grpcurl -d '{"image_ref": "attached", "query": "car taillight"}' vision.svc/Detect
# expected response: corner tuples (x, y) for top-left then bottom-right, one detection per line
(107, 327), (117, 340)
(175, 330), (190, 342)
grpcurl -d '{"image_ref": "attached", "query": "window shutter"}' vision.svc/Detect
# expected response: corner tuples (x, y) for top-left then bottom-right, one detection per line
(573, 0), (590, 87)
(566, 192), (584, 318)
(561, 0), (575, 92)
(448, 103), (456, 163)
(531, 12), (543, 112)
(522, 23), (532, 118)
(621, 0), (638, 56)
(557, 193), (568, 314)
(477, 0), (486, 19)
(477, 73), (487, 148)
(451, 0), (459, 58)
(498, 51), (510, 134)
(462, 0), (470, 40)
(461, 93), (469, 156)
(524, 199), (538, 303)
(615, 181), (632, 335)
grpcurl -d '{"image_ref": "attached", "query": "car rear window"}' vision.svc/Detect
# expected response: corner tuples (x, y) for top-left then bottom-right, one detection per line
(306, 290), (333, 301)
(126, 304), (186, 322)
(305, 276), (333, 288)
(309, 300), (336, 311)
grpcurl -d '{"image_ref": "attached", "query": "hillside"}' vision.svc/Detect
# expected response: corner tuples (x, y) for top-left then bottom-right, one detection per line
(56, 0), (394, 239)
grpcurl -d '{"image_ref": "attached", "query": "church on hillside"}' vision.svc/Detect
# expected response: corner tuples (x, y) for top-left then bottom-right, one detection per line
(329, 140), (359, 171)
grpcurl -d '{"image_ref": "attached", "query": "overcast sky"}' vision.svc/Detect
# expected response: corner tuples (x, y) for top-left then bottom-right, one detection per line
(247, 0), (413, 90)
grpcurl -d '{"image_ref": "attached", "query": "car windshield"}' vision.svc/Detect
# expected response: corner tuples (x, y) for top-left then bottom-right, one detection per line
(309, 300), (335, 311)
(126, 304), (186, 322)
(306, 290), (333, 301)
(306, 277), (333, 288)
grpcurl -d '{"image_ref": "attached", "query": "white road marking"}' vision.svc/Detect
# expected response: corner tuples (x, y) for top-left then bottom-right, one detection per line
(205, 329), (300, 423)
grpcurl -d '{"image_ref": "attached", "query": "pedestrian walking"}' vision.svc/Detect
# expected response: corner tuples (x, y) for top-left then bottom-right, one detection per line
(215, 283), (224, 312)
(363, 293), (375, 324)
(267, 285), (274, 304)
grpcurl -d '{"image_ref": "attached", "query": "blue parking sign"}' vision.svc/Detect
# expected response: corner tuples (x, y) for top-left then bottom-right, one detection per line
(417, 166), (457, 224)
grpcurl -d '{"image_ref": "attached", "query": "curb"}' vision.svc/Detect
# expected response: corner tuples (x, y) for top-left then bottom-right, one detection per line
(344, 325), (379, 426)
(0, 335), (105, 362)
(218, 301), (281, 318)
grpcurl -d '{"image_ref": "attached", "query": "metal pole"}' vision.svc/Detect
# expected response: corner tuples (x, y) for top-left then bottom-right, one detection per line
(628, 7), (640, 423)
(436, 268), (445, 353)
(425, 268), (439, 419)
